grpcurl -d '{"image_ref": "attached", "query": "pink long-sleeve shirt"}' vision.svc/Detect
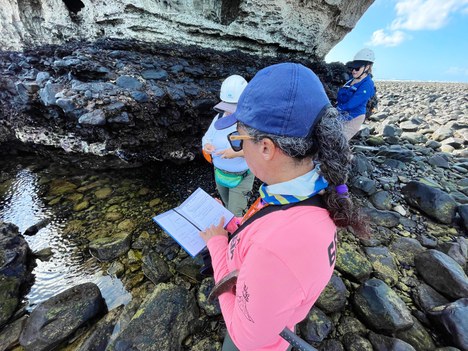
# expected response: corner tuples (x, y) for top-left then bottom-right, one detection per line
(207, 203), (337, 351)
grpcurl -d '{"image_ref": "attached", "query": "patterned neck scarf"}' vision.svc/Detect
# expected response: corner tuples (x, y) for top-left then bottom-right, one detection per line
(259, 166), (328, 205)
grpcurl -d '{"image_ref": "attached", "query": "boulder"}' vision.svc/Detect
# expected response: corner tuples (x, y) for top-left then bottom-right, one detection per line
(353, 278), (413, 333)
(20, 282), (107, 351)
(402, 181), (457, 224)
(414, 250), (468, 300)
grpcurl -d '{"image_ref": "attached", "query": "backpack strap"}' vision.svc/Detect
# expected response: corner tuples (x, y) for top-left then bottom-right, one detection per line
(231, 195), (326, 238)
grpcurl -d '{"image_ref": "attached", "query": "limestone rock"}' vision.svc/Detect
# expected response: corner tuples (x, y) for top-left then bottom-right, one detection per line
(0, 0), (373, 59)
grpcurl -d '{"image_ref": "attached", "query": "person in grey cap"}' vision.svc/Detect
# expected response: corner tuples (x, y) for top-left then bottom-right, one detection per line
(199, 63), (368, 351)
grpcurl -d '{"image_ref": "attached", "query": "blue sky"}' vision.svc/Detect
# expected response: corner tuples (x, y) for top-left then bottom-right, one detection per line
(325, 0), (468, 82)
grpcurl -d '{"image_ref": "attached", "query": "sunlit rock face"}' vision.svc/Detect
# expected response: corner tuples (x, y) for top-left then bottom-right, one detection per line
(0, 0), (373, 59)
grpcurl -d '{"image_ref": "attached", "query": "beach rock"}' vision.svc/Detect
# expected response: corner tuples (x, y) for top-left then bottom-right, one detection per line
(389, 237), (425, 266)
(0, 315), (28, 351)
(342, 333), (373, 351)
(353, 279), (414, 333)
(19, 282), (107, 351)
(0, 222), (34, 328)
(370, 191), (393, 210)
(362, 207), (400, 228)
(427, 298), (468, 351)
(395, 316), (436, 351)
(364, 246), (399, 286)
(402, 181), (457, 224)
(107, 283), (199, 351)
(335, 242), (372, 282)
(315, 274), (349, 313)
(89, 232), (133, 262)
(299, 306), (333, 344)
(414, 250), (468, 300)
(413, 283), (450, 312)
(458, 205), (468, 231)
(368, 332), (416, 351)
(197, 277), (221, 317)
(141, 251), (171, 284)
(76, 305), (125, 351)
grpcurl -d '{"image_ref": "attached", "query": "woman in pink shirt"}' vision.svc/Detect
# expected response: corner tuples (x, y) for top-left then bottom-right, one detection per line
(200, 63), (368, 351)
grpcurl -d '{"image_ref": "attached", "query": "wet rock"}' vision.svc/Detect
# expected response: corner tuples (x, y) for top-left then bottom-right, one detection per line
(342, 333), (373, 351)
(370, 191), (392, 210)
(438, 238), (467, 268)
(0, 222), (34, 328)
(0, 314), (28, 351)
(402, 181), (458, 224)
(362, 207), (400, 228)
(353, 278), (414, 333)
(19, 282), (107, 351)
(319, 339), (345, 351)
(23, 218), (51, 236)
(48, 179), (78, 196)
(76, 305), (124, 351)
(350, 176), (377, 195)
(299, 306), (333, 344)
(33, 247), (53, 261)
(89, 232), (133, 261)
(427, 298), (468, 351)
(364, 246), (399, 286)
(413, 283), (450, 312)
(336, 316), (367, 337)
(368, 331), (416, 351)
(108, 283), (198, 351)
(335, 242), (372, 282)
(197, 277), (221, 317)
(458, 205), (468, 232)
(415, 250), (468, 300)
(315, 274), (348, 313)
(395, 316), (436, 351)
(141, 251), (171, 284)
(389, 237), (425, 266)
(39, 82), (62, 106)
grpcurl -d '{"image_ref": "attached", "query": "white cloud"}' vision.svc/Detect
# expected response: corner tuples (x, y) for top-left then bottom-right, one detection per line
(367, 29), (408, 47)
(391, 0), (468, 31)
(445, 66), (468, 76)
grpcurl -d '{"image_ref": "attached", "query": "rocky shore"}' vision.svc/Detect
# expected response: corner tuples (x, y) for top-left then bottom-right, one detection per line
(1, 77), (468, 350)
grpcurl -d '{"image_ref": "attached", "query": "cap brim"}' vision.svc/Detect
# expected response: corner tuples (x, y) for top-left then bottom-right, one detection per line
(214, 113), (238, 130)
(347, 60), (368, 68)
(213, 101), (237, 114)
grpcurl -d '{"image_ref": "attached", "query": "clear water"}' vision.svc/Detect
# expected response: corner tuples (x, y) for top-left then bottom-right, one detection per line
(0, 164), (132, 311)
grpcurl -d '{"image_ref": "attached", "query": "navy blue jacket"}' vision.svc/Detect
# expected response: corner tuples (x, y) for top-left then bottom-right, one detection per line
(337, 75), (375, 120)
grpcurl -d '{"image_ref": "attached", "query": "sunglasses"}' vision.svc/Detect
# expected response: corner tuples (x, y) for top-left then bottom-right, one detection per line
(352, 66), (364, 72)
(228, 131), (255, 152)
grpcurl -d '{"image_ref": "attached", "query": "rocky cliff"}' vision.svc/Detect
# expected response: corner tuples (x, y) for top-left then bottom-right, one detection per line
(1, 0), (373, 59)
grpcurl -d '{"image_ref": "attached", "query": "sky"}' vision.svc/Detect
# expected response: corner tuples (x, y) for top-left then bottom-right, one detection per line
(325, 0), (468, 82)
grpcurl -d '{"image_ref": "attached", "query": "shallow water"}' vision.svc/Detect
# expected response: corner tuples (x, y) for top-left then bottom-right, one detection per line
(0, 156), (183, 311)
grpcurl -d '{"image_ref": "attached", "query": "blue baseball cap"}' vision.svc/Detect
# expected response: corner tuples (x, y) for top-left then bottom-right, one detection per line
(214, 63), (330, 137)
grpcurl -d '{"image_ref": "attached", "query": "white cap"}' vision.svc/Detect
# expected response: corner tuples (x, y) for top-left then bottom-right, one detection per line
(353, 48), (375, 63)
(219, 75), (248, 103)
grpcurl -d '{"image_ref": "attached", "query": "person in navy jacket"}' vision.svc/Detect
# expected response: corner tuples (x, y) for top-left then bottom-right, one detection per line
(337, 48), (375, 140)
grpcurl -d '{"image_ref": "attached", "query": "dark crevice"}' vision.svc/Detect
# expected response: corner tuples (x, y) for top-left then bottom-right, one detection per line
(62, 0), (85, 14)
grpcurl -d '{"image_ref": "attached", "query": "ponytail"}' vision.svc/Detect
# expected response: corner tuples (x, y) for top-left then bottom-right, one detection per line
(313, 108), (369, 239)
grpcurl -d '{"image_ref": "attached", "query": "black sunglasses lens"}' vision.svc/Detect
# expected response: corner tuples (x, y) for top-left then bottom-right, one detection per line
(231, 139), (242, 151)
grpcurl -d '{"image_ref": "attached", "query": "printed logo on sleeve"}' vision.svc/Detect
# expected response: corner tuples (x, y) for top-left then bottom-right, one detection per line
(237, 283), (255, 323)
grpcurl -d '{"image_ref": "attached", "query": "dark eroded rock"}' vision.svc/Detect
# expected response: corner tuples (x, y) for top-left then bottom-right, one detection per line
(427, 298), (468, 351)
(415, 250), (468, 300)
(353, 278), (413, 333)
(315, 274), (349, 314)
(402, 181), (457, 224)
(108, 283), (199, 351)
(299, 306), (333, 344)
(20, 282), (107, 351)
